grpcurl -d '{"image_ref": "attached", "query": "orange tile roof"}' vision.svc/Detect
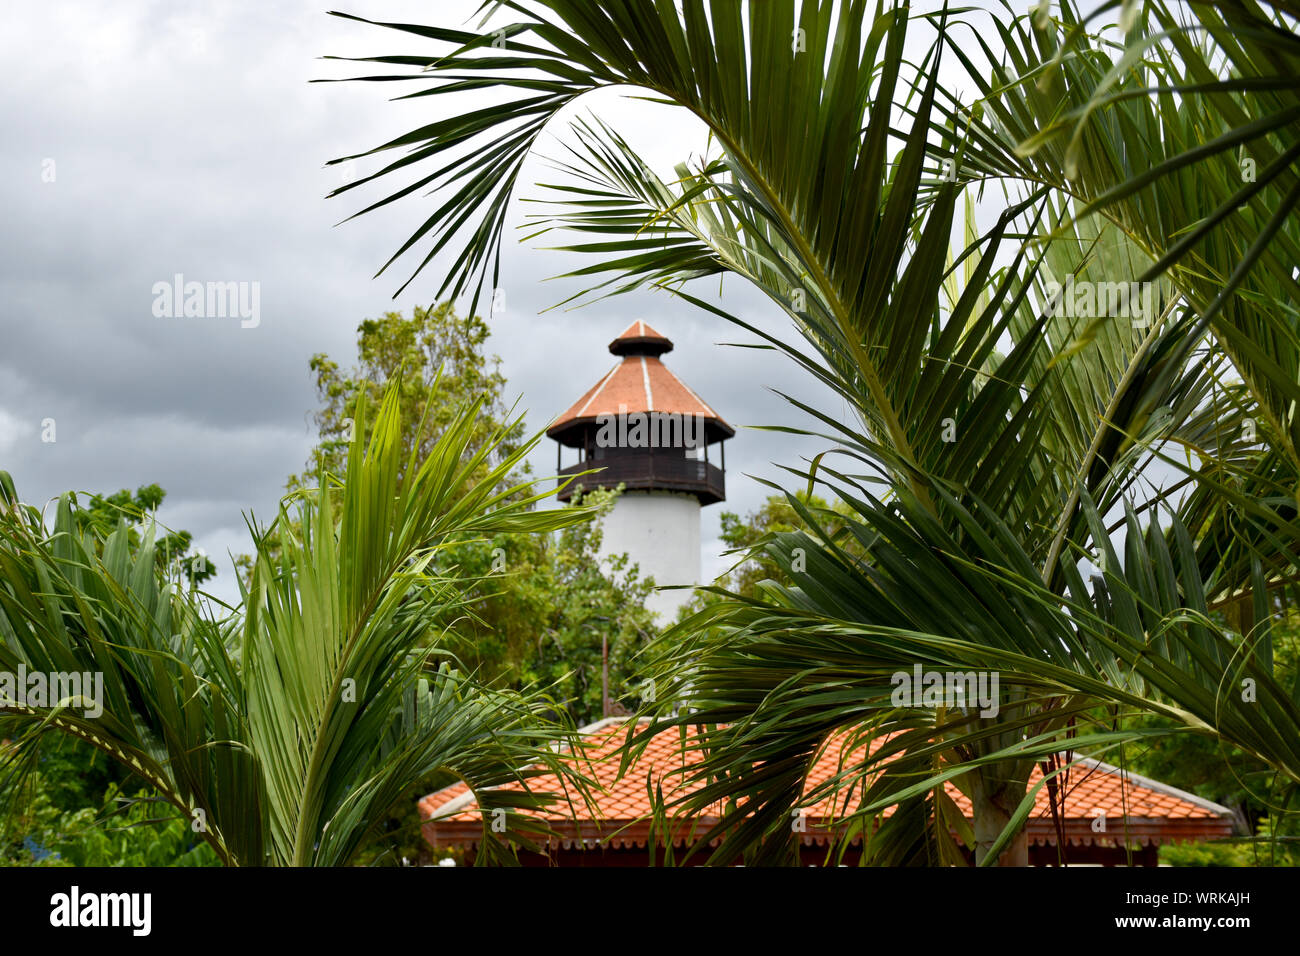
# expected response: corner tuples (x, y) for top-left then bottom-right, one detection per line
(420, 719), (1235, 853)
(547, 324), (732, 438)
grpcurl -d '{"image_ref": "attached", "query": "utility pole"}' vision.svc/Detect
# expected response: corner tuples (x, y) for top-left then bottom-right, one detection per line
(602, 634), (610, 718)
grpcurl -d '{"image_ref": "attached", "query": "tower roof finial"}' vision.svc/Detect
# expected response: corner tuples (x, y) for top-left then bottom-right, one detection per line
(609, 320), (672, 356)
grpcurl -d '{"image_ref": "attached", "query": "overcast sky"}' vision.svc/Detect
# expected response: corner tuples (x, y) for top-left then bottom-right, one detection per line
(6, 0), (923, 605)
(7, 1), (1120, 608)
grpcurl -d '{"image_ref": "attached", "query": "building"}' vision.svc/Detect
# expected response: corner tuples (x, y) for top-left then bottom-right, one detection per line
(548, 321), (733, 619)
(420, 719), (1238, 866)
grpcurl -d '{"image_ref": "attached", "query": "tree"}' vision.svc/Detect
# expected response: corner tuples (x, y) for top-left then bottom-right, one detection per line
(437, 487), (658, 724)
(0, 385), (596, 865)
(705, 493), (848, 600)
(288, 305), (659, 726)
(327, 0), (1300, 866)
(1, 484), (217, 867)
(289, 302), (525, 491)
(73, 484), (215, 586)
(0, 740), (219, 867)
(241, 303), (525, 583)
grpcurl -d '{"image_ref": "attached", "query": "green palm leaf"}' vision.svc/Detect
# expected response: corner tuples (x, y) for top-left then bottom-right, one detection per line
(326, 0), (1300, 864)
(0, 384), (595, 865)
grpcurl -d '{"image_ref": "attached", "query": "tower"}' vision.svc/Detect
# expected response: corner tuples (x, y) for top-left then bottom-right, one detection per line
(548, 321), (733, 619)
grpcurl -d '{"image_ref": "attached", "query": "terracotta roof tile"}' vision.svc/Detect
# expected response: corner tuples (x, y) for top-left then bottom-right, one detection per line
(420, 720), (1235, 851)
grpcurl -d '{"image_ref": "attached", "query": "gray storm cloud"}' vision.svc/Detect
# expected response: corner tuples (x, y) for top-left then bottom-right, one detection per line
(2, 0), (847, 605)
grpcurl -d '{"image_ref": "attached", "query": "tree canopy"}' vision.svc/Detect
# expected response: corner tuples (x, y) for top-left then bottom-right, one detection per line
(288, 305), (659, 726)
(328, 0), (1300, 866)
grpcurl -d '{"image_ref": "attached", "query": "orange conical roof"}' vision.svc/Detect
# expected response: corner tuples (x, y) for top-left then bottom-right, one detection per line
(547, 323), (733, 445)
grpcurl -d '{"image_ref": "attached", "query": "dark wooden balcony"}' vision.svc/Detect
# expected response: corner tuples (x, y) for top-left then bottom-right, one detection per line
(557, 449), (725, 504)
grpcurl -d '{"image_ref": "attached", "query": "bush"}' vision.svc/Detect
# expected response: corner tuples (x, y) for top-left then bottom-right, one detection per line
(1, 738), (219, 867)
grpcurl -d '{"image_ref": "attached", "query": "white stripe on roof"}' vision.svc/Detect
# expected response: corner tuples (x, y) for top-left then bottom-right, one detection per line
(575, 363), (620, 417)
(640, 356), (654, 411)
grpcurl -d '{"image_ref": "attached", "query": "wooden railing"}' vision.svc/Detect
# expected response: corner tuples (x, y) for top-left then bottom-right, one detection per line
(557, 450), (725, 504)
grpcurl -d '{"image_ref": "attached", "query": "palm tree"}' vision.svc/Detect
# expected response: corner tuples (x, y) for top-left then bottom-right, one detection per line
(325, 0), (1299, 864)
(0, 386), (594, 865)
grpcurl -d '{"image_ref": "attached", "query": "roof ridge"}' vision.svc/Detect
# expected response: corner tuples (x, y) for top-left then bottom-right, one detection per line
(1075, 757), (1235, 817)
(663, 364), (720, 420)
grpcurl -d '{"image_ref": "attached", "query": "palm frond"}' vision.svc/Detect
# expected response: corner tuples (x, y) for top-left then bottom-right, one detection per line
(0, 384), (596, 865)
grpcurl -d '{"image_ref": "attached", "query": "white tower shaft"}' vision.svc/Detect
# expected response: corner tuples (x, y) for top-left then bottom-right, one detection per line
(597, 490), (701, 621)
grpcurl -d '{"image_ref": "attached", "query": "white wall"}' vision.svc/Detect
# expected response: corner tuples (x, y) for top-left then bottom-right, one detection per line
(599, 491), (701, 621)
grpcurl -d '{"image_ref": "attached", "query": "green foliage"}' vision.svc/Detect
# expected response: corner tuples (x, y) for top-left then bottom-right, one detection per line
(439, 488), (657, 725)
(0, 480), (215, 867)
(0, 733), (124, 814)
(263, 307), (659, 863)
(2, 783), (219, 868)
(1121, 616), (1300, 856)
(1164, 816), (1294, 868)
(328, 0), (1300, 868)
(708, 492), (848, 600)
(0, 739), (217, 867)
(0, 382), (598, 866)
(73, 484), (215, 586)
(290, 303), (525, 491)
(1160, 828), (1300, 867)
(287, 304), (659, 725)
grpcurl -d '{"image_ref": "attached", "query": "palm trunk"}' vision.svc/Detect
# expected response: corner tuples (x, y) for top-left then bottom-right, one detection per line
(971, 774), (1029, 866)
